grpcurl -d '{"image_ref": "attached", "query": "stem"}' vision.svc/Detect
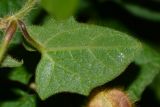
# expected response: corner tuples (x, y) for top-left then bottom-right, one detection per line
(7, 0), (36, 21)
(0, 20), (17, 63)
(18, 20), (44, 52)
(16, 0), (36, 19)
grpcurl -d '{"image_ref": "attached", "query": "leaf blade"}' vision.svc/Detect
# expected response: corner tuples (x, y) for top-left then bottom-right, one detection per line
(28, 18), (142, 99)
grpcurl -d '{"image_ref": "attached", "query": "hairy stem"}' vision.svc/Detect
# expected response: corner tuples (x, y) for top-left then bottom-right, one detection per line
(15, 0), (36, 19)
(0, 20), (17, 63)
(7, 0), (36, 21)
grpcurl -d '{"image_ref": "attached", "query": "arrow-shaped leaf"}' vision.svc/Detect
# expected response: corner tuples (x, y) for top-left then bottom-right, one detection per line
(28, 18), (142, 100)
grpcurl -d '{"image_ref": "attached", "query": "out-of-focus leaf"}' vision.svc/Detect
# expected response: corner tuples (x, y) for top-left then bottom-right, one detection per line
(0, 90), (36, 107)
(0, 96), (36, 107)
(151, 71), (160, 101)
(0, 0), (24, 17)
(127, 44), (160, 102)
(88, 18), (130, 34)
(0, 56), (23, 68)
(119, 2), (160, 21)
(8, 66), (31, 84)
(27, 18), (142, 99)
(41, 0), (79, 19)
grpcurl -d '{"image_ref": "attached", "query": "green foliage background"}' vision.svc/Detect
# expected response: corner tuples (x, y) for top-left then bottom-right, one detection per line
(0, 0), (160, 107)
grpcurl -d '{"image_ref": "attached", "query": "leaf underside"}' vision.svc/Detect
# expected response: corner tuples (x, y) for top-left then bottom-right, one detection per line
(28, 18), (142, 100)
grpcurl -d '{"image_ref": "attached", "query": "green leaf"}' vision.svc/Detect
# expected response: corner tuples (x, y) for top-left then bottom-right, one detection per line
(8, 66), (31, 84)
(0, 0), (24, 17)
(41, 0), (79, 19)
(119, 2), (160, 21)
(0, 90), (36, 107)
(0, 96), (36, 107)
(127, 44), (160, 102)
(88, 18), (130, 34)
(28, 18), (142, 100)
(1, 56), (23, 68)
(151, 72), (160, 101)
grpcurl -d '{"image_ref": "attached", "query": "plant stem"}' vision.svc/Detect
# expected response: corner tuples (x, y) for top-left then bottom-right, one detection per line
(0, 20), (17, 63)
(16, 0), (36, 19)
(18, 20), (44, 52)
(7, 0), (36, 21)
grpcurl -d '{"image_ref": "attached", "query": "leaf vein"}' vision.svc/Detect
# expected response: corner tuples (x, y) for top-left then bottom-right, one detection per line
(44, 28), (82, 45)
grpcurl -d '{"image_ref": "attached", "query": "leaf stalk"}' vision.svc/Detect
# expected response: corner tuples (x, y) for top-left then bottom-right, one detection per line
(18, 20), (45, 53)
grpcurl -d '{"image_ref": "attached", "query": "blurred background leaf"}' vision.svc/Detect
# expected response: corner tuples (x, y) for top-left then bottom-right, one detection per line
(41, 0), (80, 20)
(0, 56), (23, 68)
(0, 0), (24, 17)
(127, 44), (160, 102)
(8, 66), (31, 84)
(0, 89), (36, 107)
(114, 0), (160, 22)
(151, 72), (160, 102)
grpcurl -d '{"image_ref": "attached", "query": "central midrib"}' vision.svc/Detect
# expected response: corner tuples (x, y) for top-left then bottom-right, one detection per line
(46, 45), (140, 52)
